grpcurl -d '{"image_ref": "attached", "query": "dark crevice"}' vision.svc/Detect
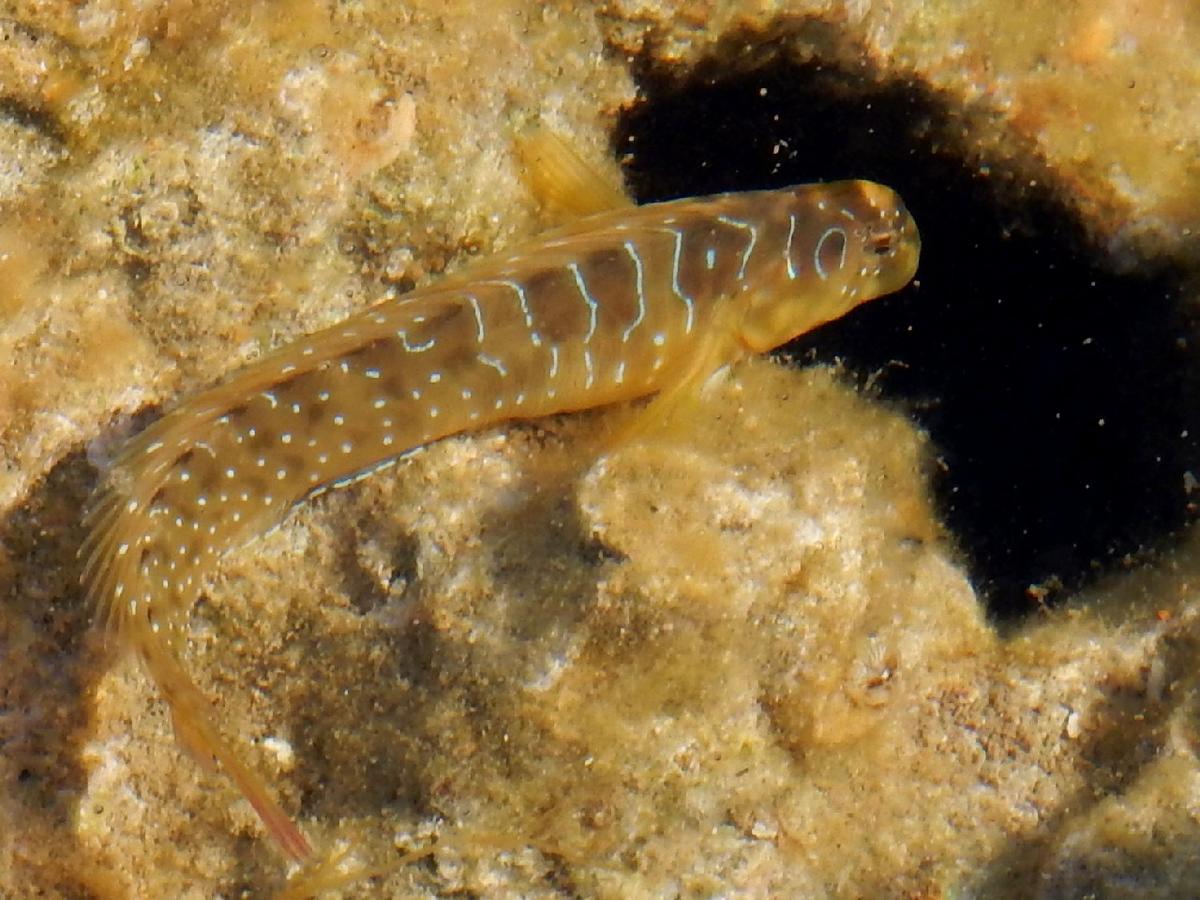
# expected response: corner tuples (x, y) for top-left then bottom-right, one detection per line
(0, 450), (104, 896)
(615, 22), (1200, 618)
(0, 94), (68, 146)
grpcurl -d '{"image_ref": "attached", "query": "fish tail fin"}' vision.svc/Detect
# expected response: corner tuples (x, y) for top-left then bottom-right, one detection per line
(135, 628), (315, 863)
(81, 427), (312, 862)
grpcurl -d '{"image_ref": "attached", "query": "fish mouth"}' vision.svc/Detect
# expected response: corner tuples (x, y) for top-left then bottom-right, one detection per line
(865, 206), (920, 286)
(897, 210), (921, 281)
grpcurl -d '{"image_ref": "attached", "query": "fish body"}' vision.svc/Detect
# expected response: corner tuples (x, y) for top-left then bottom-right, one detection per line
(80, 176), (919, 859)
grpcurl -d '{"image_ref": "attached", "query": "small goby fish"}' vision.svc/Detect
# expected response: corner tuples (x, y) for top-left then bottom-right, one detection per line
(79, 139), (920, 861)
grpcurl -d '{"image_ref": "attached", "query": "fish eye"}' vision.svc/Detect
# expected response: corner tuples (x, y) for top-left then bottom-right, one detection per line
(868, 229), (895, 256)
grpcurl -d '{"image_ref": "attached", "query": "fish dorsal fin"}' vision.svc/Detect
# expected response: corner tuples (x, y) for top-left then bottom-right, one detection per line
(514, 127), (632, 220)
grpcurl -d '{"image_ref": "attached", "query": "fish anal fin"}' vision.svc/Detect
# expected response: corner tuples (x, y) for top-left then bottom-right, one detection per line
(514, 127), (632, 220)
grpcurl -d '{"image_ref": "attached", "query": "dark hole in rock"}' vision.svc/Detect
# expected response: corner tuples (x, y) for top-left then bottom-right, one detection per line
(615, 27), (1200, 618)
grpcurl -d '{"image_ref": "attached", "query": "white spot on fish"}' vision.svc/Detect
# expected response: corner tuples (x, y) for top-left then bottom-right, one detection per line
(784, 213), (800, 281)
(569, 262), (599, 343)
(399, 330), (437, 353)
(466, 293), (486, 344)
(478, 354), (508, 377)
(814, 226), (848, 281)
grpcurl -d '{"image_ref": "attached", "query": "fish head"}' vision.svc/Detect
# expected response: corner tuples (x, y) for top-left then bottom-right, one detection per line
(738, 179), (920, 353)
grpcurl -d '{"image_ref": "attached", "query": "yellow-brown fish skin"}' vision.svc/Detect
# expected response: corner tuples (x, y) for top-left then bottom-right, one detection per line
(80, 177), (919, 860)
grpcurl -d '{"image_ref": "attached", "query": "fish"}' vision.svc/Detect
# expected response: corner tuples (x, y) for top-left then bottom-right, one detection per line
(78, 132), (920, 862)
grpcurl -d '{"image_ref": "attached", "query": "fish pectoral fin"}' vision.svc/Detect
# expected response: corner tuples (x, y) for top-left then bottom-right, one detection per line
(514, 126), (632, 220)
(605, 369), (715, 451)
(602, 322), (743, 453)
